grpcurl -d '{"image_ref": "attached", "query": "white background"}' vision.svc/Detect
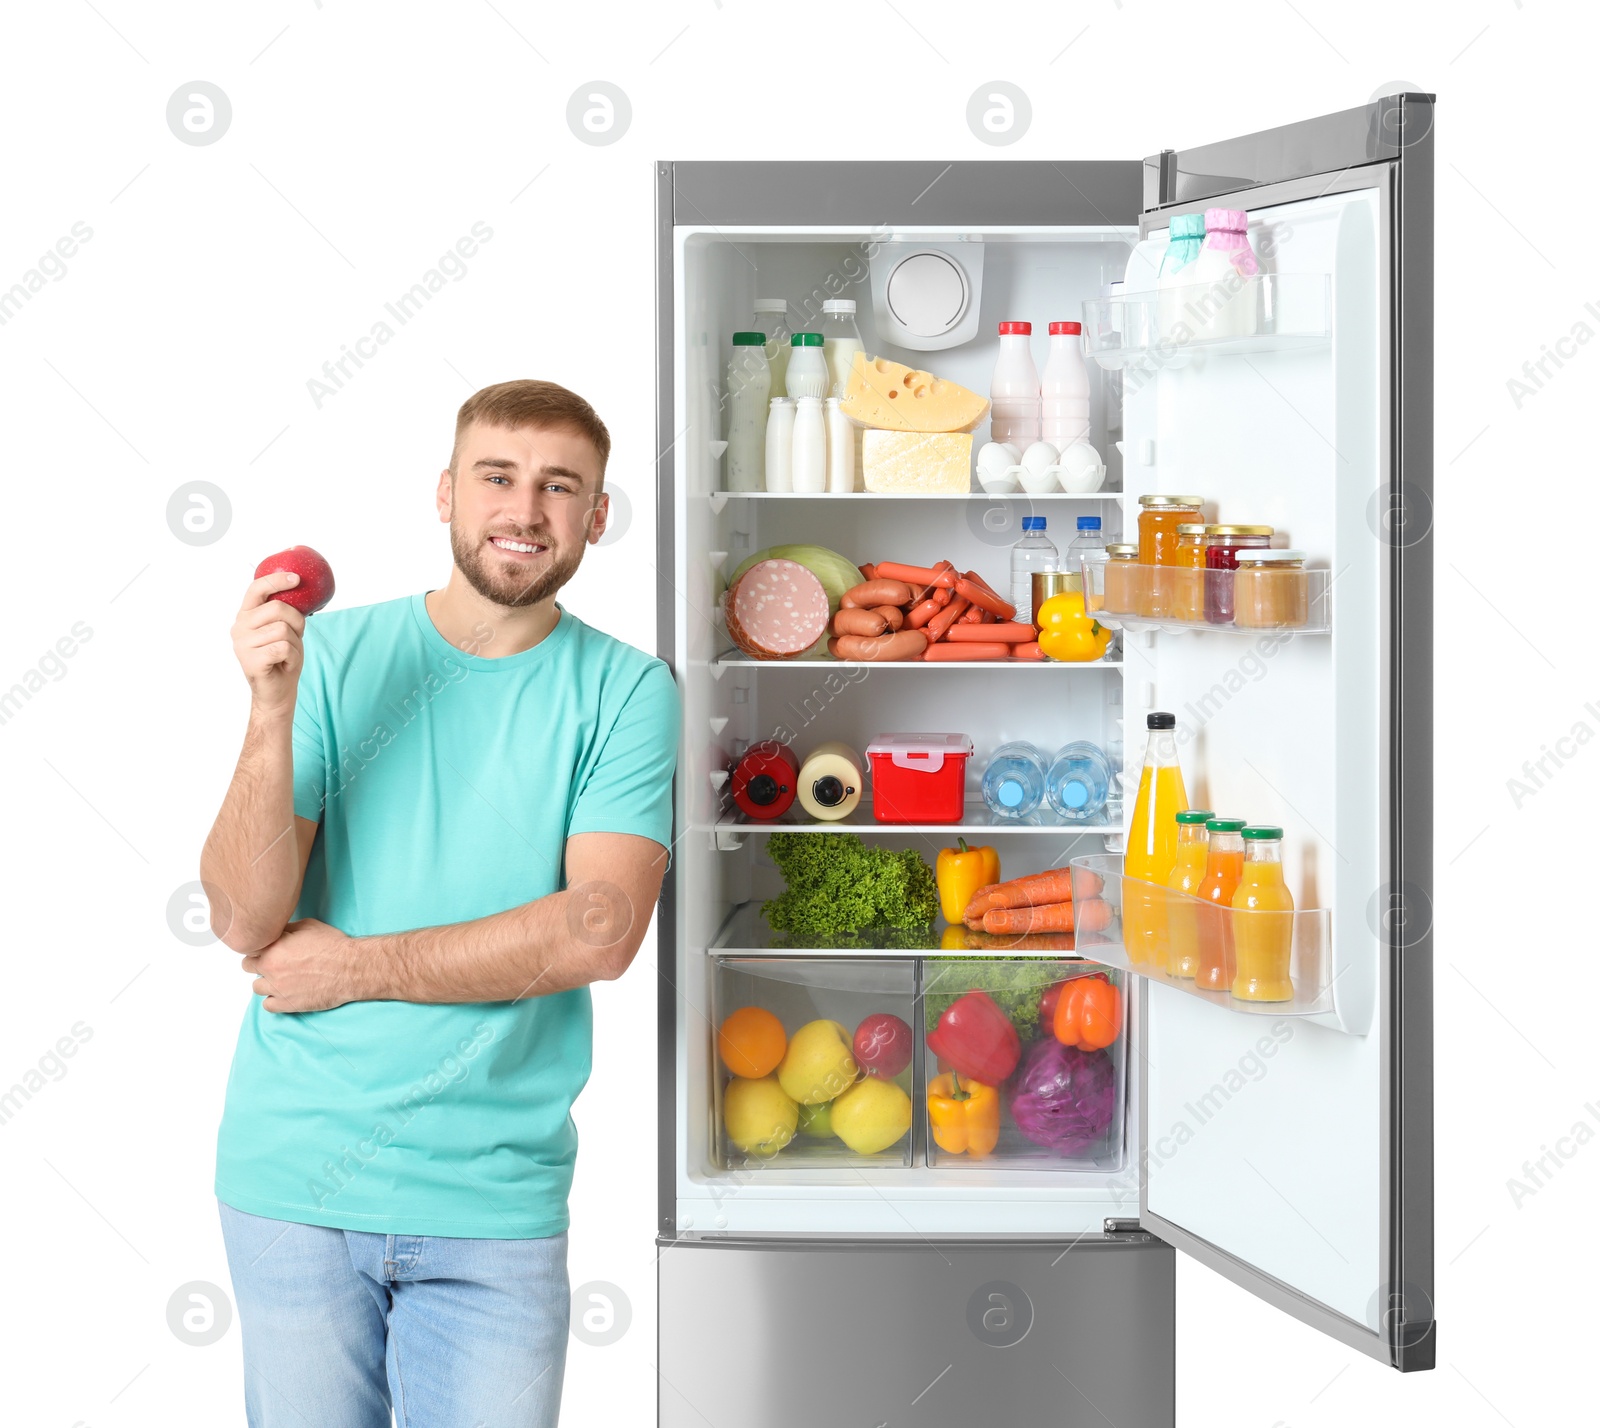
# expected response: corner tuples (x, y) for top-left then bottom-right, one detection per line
(0, 2), (1590, 1425)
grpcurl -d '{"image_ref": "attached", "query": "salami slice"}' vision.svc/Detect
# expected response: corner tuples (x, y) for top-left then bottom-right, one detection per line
(726, 558), (831, 660)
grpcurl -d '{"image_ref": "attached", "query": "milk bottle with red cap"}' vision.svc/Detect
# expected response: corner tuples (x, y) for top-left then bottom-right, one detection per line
(1040, 320), (1090, 448)
(989, 320), (1040, 449)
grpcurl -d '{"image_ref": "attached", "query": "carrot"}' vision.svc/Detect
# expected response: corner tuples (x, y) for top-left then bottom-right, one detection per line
(955, 577), (1015, 620)
(873, 560), (941, 585)
(924, 595), (971, 642)
(961, 928), (1079, 953)
(968, 867), (1104, 917)
(963, 883), (999, 930)
(983, 902), (1077, 934)
(945, 622), (1036, 644)
(1010, 641), (1045, 660)
(922, 641), (1011, 660)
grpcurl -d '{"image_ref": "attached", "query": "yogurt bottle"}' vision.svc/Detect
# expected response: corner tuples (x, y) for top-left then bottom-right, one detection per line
(1040, 320), (1090, 448)
(785, 332), (829, 399)
(1156, 211), (1206, 346)
(1185, 208), (1260, 343)
(791, 396), (826, 493)
(990, 321), (1040, 449)
(725, 332), (771, 491)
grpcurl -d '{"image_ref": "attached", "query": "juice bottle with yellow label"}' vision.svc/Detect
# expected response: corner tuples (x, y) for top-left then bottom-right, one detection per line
(1231, 825), (1296, 1001)
(1122, 713), (1188, 968)
(1164, 809), (1214, 977)
(1193, 817), (1246, 990)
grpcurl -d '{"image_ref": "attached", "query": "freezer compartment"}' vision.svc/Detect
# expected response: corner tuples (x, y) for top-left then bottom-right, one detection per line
(922, 959), (1126, 1171)
(658, 1235), (1175, 1428)
(1086, 561), (1331, 634)
(1082, 272), (1331, 369)
(711, 956), (917, 1170)
(1066, 853), (1362, 1030)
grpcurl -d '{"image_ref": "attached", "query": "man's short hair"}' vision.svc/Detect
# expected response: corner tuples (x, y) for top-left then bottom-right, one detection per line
(450, 379), (611, 480)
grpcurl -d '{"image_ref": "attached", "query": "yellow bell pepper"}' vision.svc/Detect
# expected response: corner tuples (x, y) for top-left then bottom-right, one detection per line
(936, 838), (1000, 924)
(1036, 591), (1112, 662)
(927, 1073), (1001, 1157)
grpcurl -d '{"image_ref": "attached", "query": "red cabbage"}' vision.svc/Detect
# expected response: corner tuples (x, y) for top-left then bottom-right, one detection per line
(1005, 1038), (1118, 1154)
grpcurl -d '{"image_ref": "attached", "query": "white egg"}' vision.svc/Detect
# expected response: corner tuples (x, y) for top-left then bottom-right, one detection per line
(1055, 442), (1106, 493)
(1020, 441), (1059, 476)
(975, 442), (1015, 479)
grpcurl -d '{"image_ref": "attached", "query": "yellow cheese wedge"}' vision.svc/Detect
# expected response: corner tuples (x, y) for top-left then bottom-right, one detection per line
(842, 353), (990, 434)
(861, 431), (974, 494)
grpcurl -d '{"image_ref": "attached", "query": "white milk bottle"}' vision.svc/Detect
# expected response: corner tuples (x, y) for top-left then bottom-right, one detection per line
(989, 321), (1040, 450)
(785, 332), (829, 399)
(725, 332), (771, 491)
(765, 397), (796, 492)
(1185, 208), (1259, 343)
(753, 297), (793, 402)
(823, 397), (854, 493)
(791, 396), (826, 494)
(821, 299), (864, 397)
(1155, 212), (1206, 346)
(1040, 320), (1090, 448)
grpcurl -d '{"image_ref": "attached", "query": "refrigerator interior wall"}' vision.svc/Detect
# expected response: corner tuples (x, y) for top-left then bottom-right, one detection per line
(1124, 187), (1386, 1329)
(672, 225), (1143, 1237)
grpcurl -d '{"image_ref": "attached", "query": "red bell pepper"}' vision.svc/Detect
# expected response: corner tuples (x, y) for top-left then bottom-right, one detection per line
(925, 990), (1021, 1085)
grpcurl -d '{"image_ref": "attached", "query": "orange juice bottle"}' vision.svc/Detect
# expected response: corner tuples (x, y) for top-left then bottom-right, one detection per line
(1231, 826), (1296, 1001)
(1122, 713), (1188, 967)
(1164, 809), (1214, 977)
(1193, 817), (1245, 990)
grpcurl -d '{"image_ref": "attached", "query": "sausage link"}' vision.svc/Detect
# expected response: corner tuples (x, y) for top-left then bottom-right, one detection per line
(833, 606), (889, 637)
(832, 630), (929, 662)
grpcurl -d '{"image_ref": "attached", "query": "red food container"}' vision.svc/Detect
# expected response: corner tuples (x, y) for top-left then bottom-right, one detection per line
(865, 733), (974, 823)
(730, 740), (799, 820)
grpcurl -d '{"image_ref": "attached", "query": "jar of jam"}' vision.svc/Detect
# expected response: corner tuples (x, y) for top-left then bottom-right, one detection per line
(1233, 550), (1310, 628)
(1203, 525), (1273, 625)
(1137, 495), (1205, 567)
(1171, 523), (1213, 623)
(1101, 543), (1143, 616)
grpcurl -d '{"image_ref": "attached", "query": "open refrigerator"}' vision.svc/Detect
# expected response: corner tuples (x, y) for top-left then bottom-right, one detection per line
(653, 96), (1434, 1426)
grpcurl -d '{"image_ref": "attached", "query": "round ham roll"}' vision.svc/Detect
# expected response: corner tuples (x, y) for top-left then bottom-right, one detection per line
(725, 558), (831, 660)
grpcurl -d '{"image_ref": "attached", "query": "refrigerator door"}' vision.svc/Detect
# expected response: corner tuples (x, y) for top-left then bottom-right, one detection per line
(1131, 96), (1434, 1370)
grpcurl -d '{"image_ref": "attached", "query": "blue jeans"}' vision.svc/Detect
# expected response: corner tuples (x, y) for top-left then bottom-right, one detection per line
(218, 1201), (569, 1427)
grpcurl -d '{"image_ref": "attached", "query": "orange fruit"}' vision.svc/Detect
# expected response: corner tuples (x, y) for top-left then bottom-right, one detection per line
(718, 1006), (787, 1078)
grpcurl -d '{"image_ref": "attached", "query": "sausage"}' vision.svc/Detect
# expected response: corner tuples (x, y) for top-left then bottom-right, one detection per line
(906, 596), (942, 628)
(959, 603), (988, 624)
(872, 561), (941, 585)
(831, 629), (929, 662)
(922, 641), (1012, 660)
(872, 604), (905, 631)
(833, 606), (889, 637)
(924, 595), (972, 642)
(840, 578), (915, 609)
(1011, 641), (1045, 660)
(954, 577), (1016, 620)
(945, 621), (1037, 643)
(857, 563), (878, 582)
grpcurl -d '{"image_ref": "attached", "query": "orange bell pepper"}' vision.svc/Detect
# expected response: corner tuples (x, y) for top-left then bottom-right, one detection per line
(1052, 973), (1122, 1051)
(927, 1072), (1001, 1157)
(936, 838), (1000, 925)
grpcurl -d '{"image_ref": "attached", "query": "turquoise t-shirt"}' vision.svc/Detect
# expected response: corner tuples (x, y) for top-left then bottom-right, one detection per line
(214, 593), (680, 1238)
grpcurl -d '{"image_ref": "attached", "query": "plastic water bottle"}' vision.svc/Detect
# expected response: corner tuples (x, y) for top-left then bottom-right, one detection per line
(1009, 516), (1059, 626)
(1068, 515), (1106, 598)
(1047, 741), (1112, 822)
(982, 742), (1048, 820)
(1040, 320), (1091, 448)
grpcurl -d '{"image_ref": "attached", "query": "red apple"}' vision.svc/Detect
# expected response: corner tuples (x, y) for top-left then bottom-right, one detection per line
(255, 545), (336, 615)
(853, 1013), (913, 1078)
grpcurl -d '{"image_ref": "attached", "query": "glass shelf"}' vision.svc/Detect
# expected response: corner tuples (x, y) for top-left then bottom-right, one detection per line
(705, 491), (1120, 502)
(1085, 563), (1330, 635)
(711, 649), (1120, 671)
(701, 802), (1121, 836)
(1082, 273), (1331, 371)
(1067, 854), (1357, 1029)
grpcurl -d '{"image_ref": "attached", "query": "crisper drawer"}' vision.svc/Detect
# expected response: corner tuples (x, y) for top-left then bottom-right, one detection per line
(658, 1235), (1174, 1428)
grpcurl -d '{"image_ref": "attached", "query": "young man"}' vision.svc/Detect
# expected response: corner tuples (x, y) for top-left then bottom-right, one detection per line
(201, 380), (679, 1428)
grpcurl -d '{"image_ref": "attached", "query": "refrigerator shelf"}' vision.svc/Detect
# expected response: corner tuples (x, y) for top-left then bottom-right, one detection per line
(1085, 564), (1332, 635)
(712, 903), (939, 956)
(701, 802), (1121, 836)
(705, 491), (1119, 502)
(1068, 854), (1357, 1030)
(1082, 272), (1332, 371)
(711, 649), (1121, 672)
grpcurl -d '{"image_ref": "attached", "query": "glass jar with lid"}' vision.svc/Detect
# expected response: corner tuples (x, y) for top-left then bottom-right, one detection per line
(1100, 543), (1143, 616)
(1137, 495), (1205, 567)
(1203, 525), (1273, 624)
(1171, 522), (1213, 623)
(1233, 550), (1310, 628)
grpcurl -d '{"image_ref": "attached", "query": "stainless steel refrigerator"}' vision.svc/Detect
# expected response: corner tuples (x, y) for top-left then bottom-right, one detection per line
(652, 95), (1434, 1426)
